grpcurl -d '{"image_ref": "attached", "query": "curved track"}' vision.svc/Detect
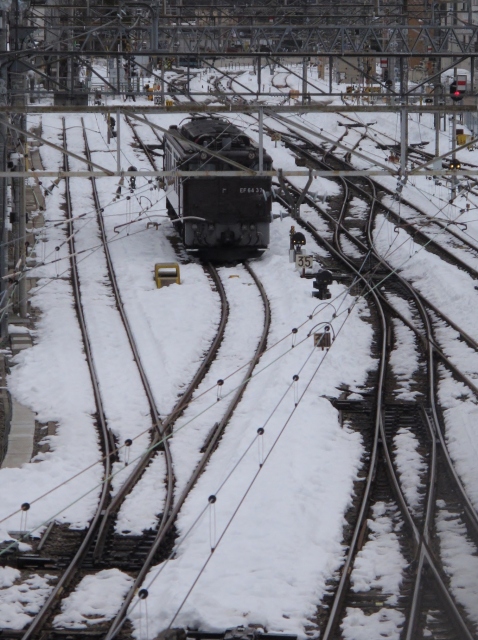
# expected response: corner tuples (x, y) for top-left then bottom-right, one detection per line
(100, 116), (273, 640)
(21, 117), (230, 640)
(273, 144), (478, 638)
(20, 118), (116, 640)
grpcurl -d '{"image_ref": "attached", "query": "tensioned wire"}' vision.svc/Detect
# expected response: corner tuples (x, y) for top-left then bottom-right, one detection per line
(290, 107), (478, 243)
(0, 157), (161, 253)
(0, 275), (359, 556)
(1, 181), (370, 524)
(110, 271), (367, 639)
(0, 105), (251, 254)
(0, 109), (470, 552)
(110, 348), (321, 638)
(238, 110), (478, 284)
(0, 159), (471, 542)
(0, 109), (275, 317)
(5, 109), (473, 342)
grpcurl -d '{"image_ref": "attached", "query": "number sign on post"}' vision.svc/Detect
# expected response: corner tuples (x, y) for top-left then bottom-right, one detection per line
(295, 255), (314, 269)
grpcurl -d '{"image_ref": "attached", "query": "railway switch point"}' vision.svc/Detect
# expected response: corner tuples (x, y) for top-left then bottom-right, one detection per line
(155, 263), (181, 288)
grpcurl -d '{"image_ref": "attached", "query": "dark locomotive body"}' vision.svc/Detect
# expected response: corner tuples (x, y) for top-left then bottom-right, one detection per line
(163, 117), (273, 261)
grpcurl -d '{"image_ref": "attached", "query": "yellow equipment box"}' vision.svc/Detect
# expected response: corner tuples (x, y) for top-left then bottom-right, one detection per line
(155, 263), (181, 288)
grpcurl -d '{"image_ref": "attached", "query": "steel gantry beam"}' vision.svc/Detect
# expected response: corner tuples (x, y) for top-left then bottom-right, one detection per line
(6, 24), (478, 57)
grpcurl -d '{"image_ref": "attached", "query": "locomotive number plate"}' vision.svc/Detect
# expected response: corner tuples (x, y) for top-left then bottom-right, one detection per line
(239, 187), (263, 194)
(296, 255), (314, 269)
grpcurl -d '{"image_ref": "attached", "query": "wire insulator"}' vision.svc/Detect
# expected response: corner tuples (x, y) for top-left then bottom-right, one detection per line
(257, 428), (264, 467)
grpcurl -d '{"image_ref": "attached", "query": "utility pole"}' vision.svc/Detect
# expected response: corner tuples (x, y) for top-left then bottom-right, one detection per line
(400, 105), (408, 181)
(302, 57), (308, 104)
(451, 68), (458, 199)
(258, 107), (263, 172)
(257, 55), (261, 96)
(116, 108), (121, 174)
(0, 9), (8, 341)
(10, 0), (28, 320)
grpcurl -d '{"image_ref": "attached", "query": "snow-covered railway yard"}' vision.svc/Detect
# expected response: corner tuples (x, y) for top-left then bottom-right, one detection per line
(1, 64), (478, 640)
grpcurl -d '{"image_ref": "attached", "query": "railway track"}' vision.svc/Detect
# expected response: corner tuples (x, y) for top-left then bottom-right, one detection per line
(84, 115), (273, 639)
(269, 131), (478, 637)
(305, 110), (478, 249)
(277, 128), (478, 279)
(271, 125), (478, 361)
(130, 90), (478, 637)
(8, 83), (478, 639)
(15, 118), (117, 640)
(11, 117), (232, 640)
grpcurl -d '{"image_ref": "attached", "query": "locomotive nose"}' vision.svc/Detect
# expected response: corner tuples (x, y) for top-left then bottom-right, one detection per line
(221, 229), (236, 245)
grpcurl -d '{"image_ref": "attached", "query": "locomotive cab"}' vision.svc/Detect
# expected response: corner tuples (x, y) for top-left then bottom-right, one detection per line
(163, 117), (273, 261)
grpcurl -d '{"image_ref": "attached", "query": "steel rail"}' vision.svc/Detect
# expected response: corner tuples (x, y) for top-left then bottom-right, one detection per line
(85, 118), (230, 556)
(292, 199), (476, 640)
(283, 204), (388, 640)
(20, 119), (115, 640)
(287, 176), (478, 533)
(330, 120), (478, 252)
(93, 260), (229, 558)
(79, 118), (175, 559)
(404, 408), (437, 640)
(268, 125), (478, 393)
(105, 261), (271, 640)
(329, 116), (478, 264)
(273, 146), (477, 633)
(329, 169), (476, 638)
(279, 126), (478, 353)
(364, 178), (463, 639)
(281, 133), (478, 281)
(278, 168), (429, 635)
(364, 177), (478, 538)
(230, 70), (475, 640)
(108, 114), (274, 640)
(268, 161), (389, 638)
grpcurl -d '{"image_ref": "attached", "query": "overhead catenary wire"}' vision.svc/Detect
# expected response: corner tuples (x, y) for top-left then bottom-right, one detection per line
(5, 104), (472, 568)
(0, 129), (470, 554)
(0, 281), (357, 555)
(106, 296), (361, 639)
(124, 301), (360, 635)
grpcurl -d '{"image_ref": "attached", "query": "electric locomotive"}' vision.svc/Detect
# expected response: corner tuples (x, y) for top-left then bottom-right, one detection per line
(163, 117), (273, 261)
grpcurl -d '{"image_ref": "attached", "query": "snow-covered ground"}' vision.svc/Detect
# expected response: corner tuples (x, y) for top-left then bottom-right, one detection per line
(1, 62), (478, 638)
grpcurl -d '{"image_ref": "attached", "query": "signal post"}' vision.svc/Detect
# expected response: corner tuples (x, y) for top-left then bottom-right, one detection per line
(449, 74), (466, 198)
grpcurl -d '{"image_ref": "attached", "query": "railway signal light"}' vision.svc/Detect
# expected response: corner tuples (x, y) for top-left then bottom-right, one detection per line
(450, 82), (462, 101)
(450, 75), (467, 101)
(449, 159), (462, 170)
(291, 231), (306, 249)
